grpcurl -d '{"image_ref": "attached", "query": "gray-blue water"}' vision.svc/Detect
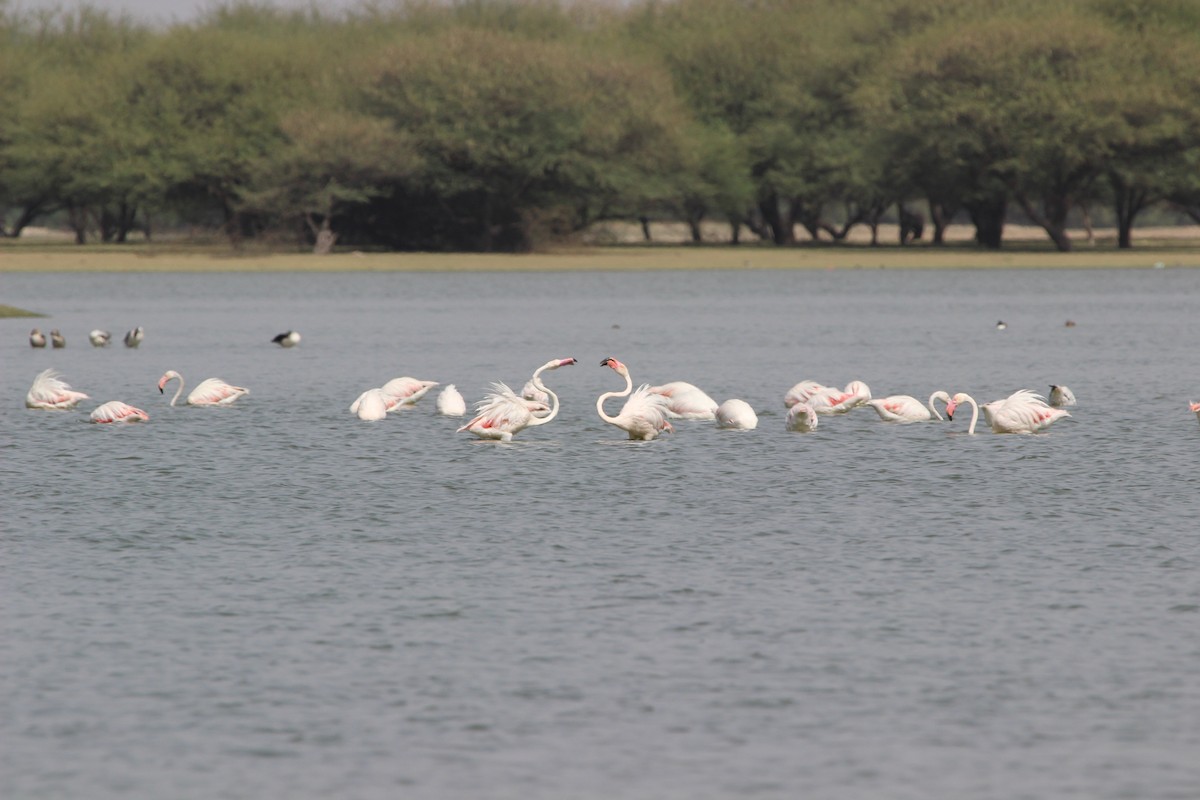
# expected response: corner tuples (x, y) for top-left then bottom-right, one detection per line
(3, 267), (1199, 800)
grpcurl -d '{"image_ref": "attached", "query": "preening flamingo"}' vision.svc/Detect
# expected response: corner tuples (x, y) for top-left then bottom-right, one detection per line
(89, 329), (112, 347)
(459, 357), (576, 441)
(1048, 385), (1076, 407)
(648, 381), (719, 420)
(124, 327), (144, 348)
(1189, 401), (1200, 424)
(26, 369), (89, 409)
(436, 384), (467, 417)
(158, 370), (249, 406)
(521, 379), (549, 405)
(272, 330), (301, 347)
(597, 357), (673, 440)
(785, 402), (818, 432)
(867, 391), (951, 423)
(351, 388), (389, 421)
(808, 380), (872, 415)
(784, 380), (827, 408)
(29, 329), (46, 348)
(715, 399), (758, 430)
(50, 330), (65, 348)
(946, 390), (1069, 434)
(90, 401), (149, 423)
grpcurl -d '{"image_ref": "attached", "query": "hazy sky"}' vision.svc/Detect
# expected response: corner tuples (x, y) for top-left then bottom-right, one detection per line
(10, 0), (368, 26)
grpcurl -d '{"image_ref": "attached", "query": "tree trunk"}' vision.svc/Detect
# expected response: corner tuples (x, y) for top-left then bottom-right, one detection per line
(758, 194), (795, 245)
(1014, 191), (1072, 252)
(927, 200), (956, 245)
(1112, 178), (1152, 250)
(964, 195), (1007, 249)
(67, 203), (88, 244)
(639, 216), (652, 242)
(479, 192), (494, 251)
(313, 220), (337, 255)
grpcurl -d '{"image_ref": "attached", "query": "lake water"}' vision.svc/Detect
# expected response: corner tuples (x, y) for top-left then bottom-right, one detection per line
(3, 266), (1199, 800)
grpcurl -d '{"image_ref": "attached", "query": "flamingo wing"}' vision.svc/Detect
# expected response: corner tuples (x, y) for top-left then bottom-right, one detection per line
(457, 383), (540, 439)
(188, 378), (248, 406)
(26, 369), (90, 409)
(90, 401), (149, 423)
(784, 380), (826, 408)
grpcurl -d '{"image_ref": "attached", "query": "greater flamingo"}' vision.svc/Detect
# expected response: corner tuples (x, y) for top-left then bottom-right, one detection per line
(26, 369), (89, 409)
(124, 327), (144, 348)
(379, 377), (439, 411)
(351, 388), (389, 421)
(1048, 385), (1076, 407)
(867, 391), (951, 423)
(272, 330), (301, 347)
(784, 380), (827, 408)
(436, 384), (467, 417)
(597, 357), (673, 440)
(89, 329), (111, 347)
(29, 329), (46, 348)
(785, 402), (818, 432)
(1190, 401), (1200, 424)
(648, 381), (719, 420)
(946, 390), (1069, 434)
(50, 329), (65, 348)
(158, 370), (249, 406)
(459, 357), (576, 441)
(808, 380), (872, 415)
(90, 401), (149, 423)
(715, 399), (758, 429)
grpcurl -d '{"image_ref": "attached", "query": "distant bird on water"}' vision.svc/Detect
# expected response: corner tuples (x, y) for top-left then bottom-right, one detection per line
(29, 329), (46, 348)
(996, 321), (1007, 331)
(50, 329), (66, 348)
(89, 329), (112, 347)
(124, 326), (144, 348)
(272, 330), (301, 347)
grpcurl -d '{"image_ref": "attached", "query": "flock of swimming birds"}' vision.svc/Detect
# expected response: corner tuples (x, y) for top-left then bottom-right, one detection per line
(23, 324), (1093, 437)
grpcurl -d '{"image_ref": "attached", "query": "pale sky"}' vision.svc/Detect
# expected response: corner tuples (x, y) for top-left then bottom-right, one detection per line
(9, 0), (370, 26)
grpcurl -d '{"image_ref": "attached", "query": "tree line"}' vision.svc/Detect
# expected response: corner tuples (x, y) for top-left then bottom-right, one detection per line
(2, 0), (1199, 252)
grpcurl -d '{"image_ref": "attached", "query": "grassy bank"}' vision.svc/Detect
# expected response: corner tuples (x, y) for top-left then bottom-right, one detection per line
(2, 240), (1200, 273)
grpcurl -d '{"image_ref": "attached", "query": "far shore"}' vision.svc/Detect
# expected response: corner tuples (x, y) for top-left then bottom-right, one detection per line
(2, 223), (1200, 272)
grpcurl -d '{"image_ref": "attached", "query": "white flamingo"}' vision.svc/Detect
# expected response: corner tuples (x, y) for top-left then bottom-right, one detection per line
(459, 357), (576, 441)
(436, 384), (467, 417)
(785, 402), (819, 432)
(867, 391), (951, 423)
(26, 369), (89, 409)
(351, 388), (389, 421)
(158, 370), (249, 406)
(29, 329), (46, 348)
(90, 401), (149, 423)
(809, 380), (872, 415)
(1048, 385), (1076, 407)
(946, 389), (1070, 434)
(784, 380), (827, 408)
(89, 329), (112, 347)
(715, 399), (758, 430)
(379, 377), (439, 412)
(648, 380), (719, 420)
(272, 330), (301, 347)
(1190, 401), (1200, 424)
(597, 357), (673, 440)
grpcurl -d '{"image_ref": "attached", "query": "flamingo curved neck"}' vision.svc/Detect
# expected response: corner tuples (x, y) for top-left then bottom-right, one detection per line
(928, 392), (946, 421)
(962, 394), (979, 435)
(597, 370), (633, 423)
(528, 362), (561, 427)
(168, 374), (185, 406)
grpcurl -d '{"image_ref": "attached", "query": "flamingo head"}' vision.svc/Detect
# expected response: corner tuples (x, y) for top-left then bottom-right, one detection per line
(157, 371), (180, 392)
(547, 357), (577, 370)
(945, 394), (965, 420)
(1190, 401), (1200, 413)
(600, 357), (627, 375)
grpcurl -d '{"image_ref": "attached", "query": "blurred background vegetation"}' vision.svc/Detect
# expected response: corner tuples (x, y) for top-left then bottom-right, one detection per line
(2, 0), (1199, 252)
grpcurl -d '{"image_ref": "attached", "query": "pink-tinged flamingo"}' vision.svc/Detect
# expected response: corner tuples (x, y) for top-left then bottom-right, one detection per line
(715, 399), (758, 430)
(436, 384), (467, 417)
(1048, 385), (1076, 407)
(867, 391), (951, 423)
(784, 380), (827, 408)
(785, 402), (818, 432)
(597, 357), (673, 440)
(90, 401), (149, 423)
(809, 380), (872, 415)
(1189, 401), (1200, 424)
(648, 381), (719, 420)
(946, 390), (1069, 434)
(26, 369), (89, 409)
(379, 376), (439, 411)
(158, 370), (248, 406)
(459, 357), (576, 441)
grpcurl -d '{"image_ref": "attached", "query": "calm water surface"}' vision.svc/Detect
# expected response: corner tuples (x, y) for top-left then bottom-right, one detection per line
(2, 266), (1199, 800)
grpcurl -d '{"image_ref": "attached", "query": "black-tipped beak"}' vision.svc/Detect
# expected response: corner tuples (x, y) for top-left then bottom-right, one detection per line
(600, 358), (611, 366)
(159, 387), (164, 394)
(947, 411), (954, 420)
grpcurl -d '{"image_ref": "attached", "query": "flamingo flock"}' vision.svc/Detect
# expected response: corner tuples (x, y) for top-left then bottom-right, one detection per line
(20, 357), (1097, 436)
